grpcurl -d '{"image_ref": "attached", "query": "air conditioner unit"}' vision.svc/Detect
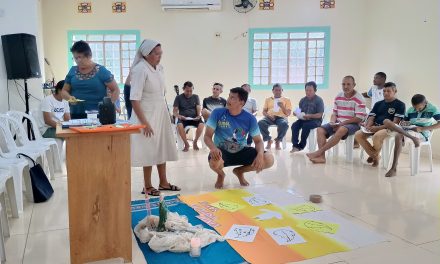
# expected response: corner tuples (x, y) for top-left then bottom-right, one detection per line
(161, 0), (221, 11)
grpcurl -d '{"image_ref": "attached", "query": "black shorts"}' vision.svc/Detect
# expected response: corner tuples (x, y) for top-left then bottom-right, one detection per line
(209, 147), (258, 167)
(177, 119), (204, 127)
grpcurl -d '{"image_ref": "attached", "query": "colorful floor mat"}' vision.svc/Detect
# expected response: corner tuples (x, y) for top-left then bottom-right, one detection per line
(180, 187), (386, 264)
(131, 195), (246, 264)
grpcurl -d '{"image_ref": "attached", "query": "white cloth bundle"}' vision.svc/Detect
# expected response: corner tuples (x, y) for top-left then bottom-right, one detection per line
(134, 212), (224, 253)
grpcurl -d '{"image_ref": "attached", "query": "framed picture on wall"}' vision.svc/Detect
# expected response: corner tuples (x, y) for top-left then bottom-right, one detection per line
(320, 0), (335, 9)
(77, 2), (92, 13)
(259, 0), (274, 10)
(112, 2), (127, 13)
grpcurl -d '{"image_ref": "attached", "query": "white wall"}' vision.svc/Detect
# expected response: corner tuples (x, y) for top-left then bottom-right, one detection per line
(40, 0), (440, 154)
(0, 0), (44, 113)
(41, 0), (366, 107)
(359, 0), (440, 157)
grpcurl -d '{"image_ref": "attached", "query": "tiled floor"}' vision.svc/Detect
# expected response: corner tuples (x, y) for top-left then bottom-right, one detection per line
(4, 145), (440, 264)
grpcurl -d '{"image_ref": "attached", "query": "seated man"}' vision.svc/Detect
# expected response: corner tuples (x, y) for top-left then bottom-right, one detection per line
(41, 80), (71, 138)
(355, 82), (405, 166)
(258, 83), (292, 150)
(204, 87), (274, 189)
(241, 83), (258, 146)
(291, 81), (324, 152)
(383, 94), (440, 177)
(201, 82), (227, 121)
(307, 76), (366, 163)
(173, 81), (204, 151)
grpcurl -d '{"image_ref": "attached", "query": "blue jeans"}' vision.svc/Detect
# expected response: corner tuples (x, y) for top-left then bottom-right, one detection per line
(291, 120), (321, 150)
(258, 117), (289, 142)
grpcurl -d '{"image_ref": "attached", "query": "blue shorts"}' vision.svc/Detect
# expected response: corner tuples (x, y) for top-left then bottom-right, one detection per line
(321, 123), (360, 140)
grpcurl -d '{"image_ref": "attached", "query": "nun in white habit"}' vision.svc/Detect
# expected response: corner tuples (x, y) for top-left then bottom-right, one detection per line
(130, 39), (179, 196)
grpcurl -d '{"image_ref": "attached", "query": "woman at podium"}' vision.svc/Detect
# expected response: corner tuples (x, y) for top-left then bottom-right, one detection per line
(61, 40), (120, 119)
(129, 39), (179, 196)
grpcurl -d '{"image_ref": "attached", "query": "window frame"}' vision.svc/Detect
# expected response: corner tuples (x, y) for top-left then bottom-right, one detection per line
(67, 30), (141, 87)
(248, 27), (331, 90)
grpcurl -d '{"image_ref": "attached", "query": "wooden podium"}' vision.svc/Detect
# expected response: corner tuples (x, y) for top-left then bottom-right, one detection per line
(57, 125), (139, 264)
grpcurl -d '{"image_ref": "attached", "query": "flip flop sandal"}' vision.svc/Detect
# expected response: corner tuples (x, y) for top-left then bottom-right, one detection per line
(158, 184), (181, 191)
(141, 187), (161, 196)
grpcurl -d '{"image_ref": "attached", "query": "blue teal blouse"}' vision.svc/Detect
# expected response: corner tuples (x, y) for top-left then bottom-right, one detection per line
(65, 64), (114, 114)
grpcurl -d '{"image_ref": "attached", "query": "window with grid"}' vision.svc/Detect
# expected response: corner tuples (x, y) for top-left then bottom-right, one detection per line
(249, 27), (330, 89)
(68, 30), (140, 85)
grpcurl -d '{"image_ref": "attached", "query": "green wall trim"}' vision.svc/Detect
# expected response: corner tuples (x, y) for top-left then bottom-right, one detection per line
(66, 29), (141, 72)
(248, 26), (331, 90)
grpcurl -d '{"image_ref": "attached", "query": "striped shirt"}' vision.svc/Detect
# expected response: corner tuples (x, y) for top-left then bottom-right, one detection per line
(333, 91), (367, 122)
(404, 102), (440, 139)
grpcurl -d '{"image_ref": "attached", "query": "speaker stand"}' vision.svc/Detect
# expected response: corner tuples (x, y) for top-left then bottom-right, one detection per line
(23, 79), (34, 139)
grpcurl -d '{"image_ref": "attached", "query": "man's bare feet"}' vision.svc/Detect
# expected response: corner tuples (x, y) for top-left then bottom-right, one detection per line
(311, 157), (326, 164)
(275, 140), (281, 150)
(385, 168), (397, 177)
(215, 174), (225, 189)
(183, 143), (190, 152)
(265, 139), (273, 150)
(372, 157), (379, 167)
(412, 137), (420, 148)
(232, 168), (250, 186)
(306, 151), (320, 160)
(193, 142), (200, 151)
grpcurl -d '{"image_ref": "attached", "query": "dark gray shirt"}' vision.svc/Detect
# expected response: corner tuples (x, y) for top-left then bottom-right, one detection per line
(298, 95), (324, 121)
(173, 94), (200, 118)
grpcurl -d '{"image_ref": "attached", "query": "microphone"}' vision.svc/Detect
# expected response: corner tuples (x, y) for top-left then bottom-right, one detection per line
(44, 57), (55, 87)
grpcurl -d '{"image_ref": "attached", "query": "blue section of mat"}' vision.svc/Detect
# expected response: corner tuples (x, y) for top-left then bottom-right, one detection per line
(131, 196), (246, 264)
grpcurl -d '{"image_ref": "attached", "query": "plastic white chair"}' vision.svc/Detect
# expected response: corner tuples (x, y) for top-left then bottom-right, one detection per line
(1, 114), (56, 180)
(268, 124), (287, 149)
(0, 117), (45, 176)
(10, 110), (62, 174)
(0, 203), (6, 263)
(330, 134), (355, 162)
(408, 131), (434, 176)
(0, 158), (32, 211)
(0, 169), (16, 231)
(307, 128), (318, 151)
(306, 113), (327, 152)
(175, 119), (205, 151)
(306, 109), (329, 152)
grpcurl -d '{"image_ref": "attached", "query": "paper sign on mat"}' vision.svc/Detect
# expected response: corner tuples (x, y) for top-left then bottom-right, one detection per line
(266, 227), (306, 245)
(243, 195), (271, 206)
(211, 201), (244, 212)
(284, 203), (322, 215)
(255, 209), (283, 221)
(297, 219), (339, 234)
(224, 224), (259, 242)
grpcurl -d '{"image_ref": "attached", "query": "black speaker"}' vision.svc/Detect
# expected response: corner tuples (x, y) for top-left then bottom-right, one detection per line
(1, 33), (41, 80)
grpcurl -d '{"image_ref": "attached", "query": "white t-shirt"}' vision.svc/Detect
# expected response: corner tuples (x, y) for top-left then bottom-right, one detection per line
(40, 95), (70, 129)
(367, 85), (384, 107)
(243, 97), (258, 114)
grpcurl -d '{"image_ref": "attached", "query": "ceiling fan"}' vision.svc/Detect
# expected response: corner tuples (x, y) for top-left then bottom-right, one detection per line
(233, 0), (257, 13)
